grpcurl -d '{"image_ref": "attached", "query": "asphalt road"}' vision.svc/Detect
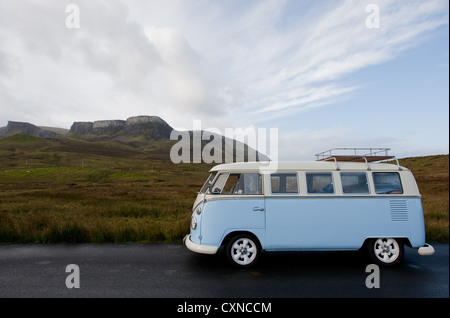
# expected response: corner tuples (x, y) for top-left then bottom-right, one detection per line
(0, 243), (447, 298)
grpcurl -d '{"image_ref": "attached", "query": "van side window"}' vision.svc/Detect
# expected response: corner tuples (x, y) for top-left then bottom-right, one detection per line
(213, 173), (262, 195)
(306, 173), (334, 194)
(271, 173), (298, 194)
(200, 172), (217, 193)
(341, 172), (370, 194)
(211, 173), (229, 194)
(373, 172), (403, 194)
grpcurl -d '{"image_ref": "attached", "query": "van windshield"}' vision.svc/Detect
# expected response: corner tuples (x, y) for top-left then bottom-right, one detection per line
(199, 172), (217, 193)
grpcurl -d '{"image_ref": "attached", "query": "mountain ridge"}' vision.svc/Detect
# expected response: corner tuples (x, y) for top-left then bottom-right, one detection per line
(68, 115), (173, 142)
(0, 121), (64, 139)
(0, 115), (173, 141)
(0, 115), (270, 162)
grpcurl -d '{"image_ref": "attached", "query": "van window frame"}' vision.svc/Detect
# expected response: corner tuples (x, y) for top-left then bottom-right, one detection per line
(210, 172), (229, 194)
(305, 172), (335, 195)
(340, 172), (371, 195)
(372, 172), (404, 195)
(200, 172), (218, 194)
(270, 172), (299, 195)
(210, 172), (263, 195)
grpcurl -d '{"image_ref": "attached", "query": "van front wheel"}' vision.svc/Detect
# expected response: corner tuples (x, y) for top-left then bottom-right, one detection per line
(368, 238), (404, 267)
(226, 235), (260, 268)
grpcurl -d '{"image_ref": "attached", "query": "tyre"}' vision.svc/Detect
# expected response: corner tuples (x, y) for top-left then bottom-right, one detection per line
(368, 238), (404, 267)
(226, 234), (260, 268)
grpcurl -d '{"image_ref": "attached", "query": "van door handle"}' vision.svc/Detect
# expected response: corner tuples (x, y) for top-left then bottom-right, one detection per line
(252, 207), (265, 212)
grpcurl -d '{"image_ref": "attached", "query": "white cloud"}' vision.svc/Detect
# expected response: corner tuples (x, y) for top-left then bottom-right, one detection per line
(0, 0), (447, 163)
(226, 0), (448, 122)
(0, 0), (234, 128)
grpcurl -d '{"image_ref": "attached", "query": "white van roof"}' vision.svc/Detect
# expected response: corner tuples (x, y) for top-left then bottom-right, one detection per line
(210, 161), (407, 172)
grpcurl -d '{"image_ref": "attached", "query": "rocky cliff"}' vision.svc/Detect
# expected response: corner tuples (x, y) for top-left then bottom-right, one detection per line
(69, 116), (173, 141)
(0, 121), (63, 138)
(0, 116), (173, 142)
(69, 122), (94, 136)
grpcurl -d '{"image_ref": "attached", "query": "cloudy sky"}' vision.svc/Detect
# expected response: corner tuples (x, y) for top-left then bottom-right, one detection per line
(0, 0), (448, 160)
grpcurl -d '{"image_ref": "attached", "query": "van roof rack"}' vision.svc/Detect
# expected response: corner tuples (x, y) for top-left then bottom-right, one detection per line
(315, 148), (395, 163)
(315, 148), (402, 171)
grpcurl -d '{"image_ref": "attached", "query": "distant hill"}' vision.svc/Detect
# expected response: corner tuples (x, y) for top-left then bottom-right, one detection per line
(0, 115), (270, 162)
(0, 121), (65, 139)
(0, 115), (173, 142)
(394, 155), (449, 242)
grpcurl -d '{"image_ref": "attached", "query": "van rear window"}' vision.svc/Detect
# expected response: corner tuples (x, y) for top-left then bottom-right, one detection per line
(373, 172), (403, 194)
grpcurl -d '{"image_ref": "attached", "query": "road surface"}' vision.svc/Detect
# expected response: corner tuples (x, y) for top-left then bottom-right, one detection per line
(0, 243), (447, 298)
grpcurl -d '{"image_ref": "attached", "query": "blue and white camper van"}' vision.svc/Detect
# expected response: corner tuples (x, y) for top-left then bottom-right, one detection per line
(184, 149), (435, 267)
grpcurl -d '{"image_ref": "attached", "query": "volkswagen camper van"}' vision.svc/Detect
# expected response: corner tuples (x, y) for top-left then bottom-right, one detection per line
(184, 149), (434, 268)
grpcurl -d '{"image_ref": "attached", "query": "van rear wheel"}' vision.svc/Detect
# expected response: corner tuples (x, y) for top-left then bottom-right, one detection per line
(226, 234), (260, 268)
(368, 238), (404, 267)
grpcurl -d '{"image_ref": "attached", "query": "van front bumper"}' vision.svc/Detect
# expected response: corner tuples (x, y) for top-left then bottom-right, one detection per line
(418, 243), (435, 256)
(184, 234), (218, 255)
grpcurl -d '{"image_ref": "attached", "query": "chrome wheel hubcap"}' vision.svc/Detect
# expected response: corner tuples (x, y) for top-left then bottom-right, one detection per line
(231, 238), (257, 266)
(374, 238), (400, 263)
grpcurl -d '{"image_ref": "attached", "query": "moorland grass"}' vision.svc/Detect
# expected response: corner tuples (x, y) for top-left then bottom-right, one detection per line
(0, 135), (448, 243)
(396, 155), (449, 242)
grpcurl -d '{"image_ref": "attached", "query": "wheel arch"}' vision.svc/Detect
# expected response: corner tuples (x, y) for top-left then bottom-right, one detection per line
(221, 230), (263, 250)
(360, 236), (412, 250)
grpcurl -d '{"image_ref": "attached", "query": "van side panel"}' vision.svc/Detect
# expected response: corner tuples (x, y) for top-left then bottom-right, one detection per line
(407, 198), (426, 248)
(200, 197), (265, 246)
(265, 197), (421, 250)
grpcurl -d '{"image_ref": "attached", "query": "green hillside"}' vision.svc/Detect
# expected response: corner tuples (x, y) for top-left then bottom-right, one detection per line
(396, 155), (449, 242)
(0, 134), (210, 243)
(0, 135), (448, 243)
